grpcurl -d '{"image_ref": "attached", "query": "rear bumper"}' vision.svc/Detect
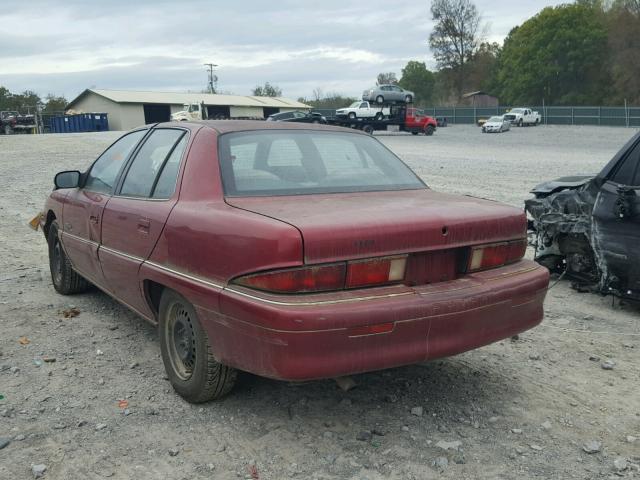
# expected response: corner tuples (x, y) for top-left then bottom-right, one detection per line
(199, 260), (549, 381)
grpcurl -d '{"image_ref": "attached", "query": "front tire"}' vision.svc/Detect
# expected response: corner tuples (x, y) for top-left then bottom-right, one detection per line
(424, 124), (435, 136)
(374, 112), (384, 121)
(348, 112), (356, 120)
(404, 95), (413, 104)
(375, 95), (384, 104)
(518, 119), (523, 127)
(159, 290), (237, 402)
(47, 222), (90, 295)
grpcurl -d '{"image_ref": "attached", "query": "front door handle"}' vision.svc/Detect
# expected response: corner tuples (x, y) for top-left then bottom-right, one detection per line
(137, 217), (151, 234)
(89, 215), (99, 224)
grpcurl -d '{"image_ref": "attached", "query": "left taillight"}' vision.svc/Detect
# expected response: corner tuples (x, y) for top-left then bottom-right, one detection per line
(233, 263), (346, 294)
(467, 239), (527, 272)
(232, 255), (407, 294)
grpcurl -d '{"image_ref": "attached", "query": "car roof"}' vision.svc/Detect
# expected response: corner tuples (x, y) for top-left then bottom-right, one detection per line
(156, 120), (365, 135)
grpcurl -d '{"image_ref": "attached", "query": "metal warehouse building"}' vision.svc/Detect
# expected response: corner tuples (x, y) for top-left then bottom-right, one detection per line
(65, 89), (310, 131)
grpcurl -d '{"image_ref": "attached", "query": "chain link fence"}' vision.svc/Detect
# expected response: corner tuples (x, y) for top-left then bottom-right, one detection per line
(311, 106), (640, 127)
(418, 106), (640, 127)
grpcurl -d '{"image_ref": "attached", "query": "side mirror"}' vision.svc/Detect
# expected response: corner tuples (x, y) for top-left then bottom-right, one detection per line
(54, 170), (81, 189)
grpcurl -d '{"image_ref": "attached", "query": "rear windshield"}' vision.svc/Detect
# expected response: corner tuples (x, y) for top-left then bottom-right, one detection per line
(218, 130), (426, 196)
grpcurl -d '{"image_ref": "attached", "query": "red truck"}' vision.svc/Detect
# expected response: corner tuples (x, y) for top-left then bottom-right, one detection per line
(328, 106), (437, 136)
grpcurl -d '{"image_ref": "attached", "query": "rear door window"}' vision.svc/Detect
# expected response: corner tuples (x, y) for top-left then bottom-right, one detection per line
(152, 134), (188, 199)
(119, 129), (186, 198)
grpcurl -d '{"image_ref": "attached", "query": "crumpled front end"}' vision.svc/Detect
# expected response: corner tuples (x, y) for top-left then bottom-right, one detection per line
(525, 179), (639, 300)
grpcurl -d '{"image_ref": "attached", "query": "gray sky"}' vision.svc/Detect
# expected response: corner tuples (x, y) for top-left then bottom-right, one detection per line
(0, 0), (567, 102)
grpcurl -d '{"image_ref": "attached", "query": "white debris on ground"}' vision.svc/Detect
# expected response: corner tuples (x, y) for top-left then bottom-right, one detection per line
(0, 126), (639, 479)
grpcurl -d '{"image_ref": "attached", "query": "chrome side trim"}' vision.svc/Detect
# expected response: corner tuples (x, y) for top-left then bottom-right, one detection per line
(60, 230), (98, 248)
(222, 287), (415, 307)
(144, 261), (224, 290)
(100, 245), (145, 263)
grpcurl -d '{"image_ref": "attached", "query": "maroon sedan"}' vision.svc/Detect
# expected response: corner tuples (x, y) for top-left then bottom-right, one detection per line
(39, 121), (549, 402)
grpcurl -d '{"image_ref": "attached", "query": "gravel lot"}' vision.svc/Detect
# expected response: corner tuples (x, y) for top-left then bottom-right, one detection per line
(1, 125), (639, 479)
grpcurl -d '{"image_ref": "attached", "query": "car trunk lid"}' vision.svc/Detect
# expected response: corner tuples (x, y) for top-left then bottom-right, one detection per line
(226, 189), (526, 267)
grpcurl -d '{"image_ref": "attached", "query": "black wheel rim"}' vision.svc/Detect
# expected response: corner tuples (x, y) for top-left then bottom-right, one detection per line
(166, 302), (196, 380)
(51, 238), (63, 286)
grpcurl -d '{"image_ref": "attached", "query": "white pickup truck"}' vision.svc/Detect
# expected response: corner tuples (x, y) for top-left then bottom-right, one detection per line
(503, 108), (541, 126)
(335, 101), (390, 120)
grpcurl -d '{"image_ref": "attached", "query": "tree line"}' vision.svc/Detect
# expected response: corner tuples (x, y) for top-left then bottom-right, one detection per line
(419, 0), (640, 106)
(304, 0), (640, 108)
(0, 87), (67, 114)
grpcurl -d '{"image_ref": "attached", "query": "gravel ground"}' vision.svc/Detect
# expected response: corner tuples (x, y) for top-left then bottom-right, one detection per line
(1, 125), (639, 480)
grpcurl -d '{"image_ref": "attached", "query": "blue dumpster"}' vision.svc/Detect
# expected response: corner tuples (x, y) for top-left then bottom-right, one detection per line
(50, 113), (109, 133)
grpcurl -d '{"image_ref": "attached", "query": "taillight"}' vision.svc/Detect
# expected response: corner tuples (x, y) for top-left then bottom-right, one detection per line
(346, 256), (406, 288)
(232, 255), (407, 294)
(233, 263), (345, 294)
(467, 239), (527, 272)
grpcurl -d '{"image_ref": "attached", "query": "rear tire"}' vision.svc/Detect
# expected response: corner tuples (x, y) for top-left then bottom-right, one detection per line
(375, 95), (384, 104)
(47, 222), (90, 295)
(159, 290), (237, 402)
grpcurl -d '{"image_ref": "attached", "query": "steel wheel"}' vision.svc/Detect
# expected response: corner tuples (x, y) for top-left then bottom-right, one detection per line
(51, 236), (64, 287)
(159, 290), (237, 402)
(165, 302), (197, 380)
(47, 221), (90, 295)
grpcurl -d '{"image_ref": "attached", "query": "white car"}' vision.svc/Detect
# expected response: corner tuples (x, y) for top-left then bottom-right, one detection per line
(503, 108), (541, 126)
(482, 116), (511, 133)
(335, 101), (390, 120)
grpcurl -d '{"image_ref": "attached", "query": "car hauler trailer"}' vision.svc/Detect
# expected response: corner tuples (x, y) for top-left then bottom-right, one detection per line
(327, 104), (437, 136)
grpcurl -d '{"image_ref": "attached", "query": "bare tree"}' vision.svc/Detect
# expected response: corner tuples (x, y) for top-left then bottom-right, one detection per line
(429, 0), (482, 99)
(376, 72), (398, 85)
(252, 82), (282, 97)
(312, 87), (324, 102)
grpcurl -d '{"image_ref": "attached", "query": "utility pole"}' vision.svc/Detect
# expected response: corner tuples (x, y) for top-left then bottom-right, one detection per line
(204, 63), (218, 94)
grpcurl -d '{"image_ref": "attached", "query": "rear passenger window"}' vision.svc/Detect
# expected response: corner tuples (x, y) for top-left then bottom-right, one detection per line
(610, 143), (640, 185)
(120, 129), (185, 198)
(152, 134), (188, 199)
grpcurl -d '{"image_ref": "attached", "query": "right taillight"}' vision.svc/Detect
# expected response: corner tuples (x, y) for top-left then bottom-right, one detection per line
(467, 239), (527, 272)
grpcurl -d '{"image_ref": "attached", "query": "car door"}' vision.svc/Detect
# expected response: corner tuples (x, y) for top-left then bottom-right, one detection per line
(61, 130), (147, 288)
(592, 138), (640, 292)
(99, 128), (189, 316)
(390, 85), (403, 101)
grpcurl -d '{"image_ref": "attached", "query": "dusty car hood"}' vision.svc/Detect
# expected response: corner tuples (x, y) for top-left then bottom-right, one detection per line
(530, 175), (595, 195)
(226, 189), (526, 263)
(484, 122), (503, 127)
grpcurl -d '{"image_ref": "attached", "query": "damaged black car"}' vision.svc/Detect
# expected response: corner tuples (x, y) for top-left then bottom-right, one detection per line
(525, 131), (640, 300)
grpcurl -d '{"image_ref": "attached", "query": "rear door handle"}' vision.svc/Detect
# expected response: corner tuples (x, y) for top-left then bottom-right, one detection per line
(137, 217), (151, 234)
(89, 215), (99, 224)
